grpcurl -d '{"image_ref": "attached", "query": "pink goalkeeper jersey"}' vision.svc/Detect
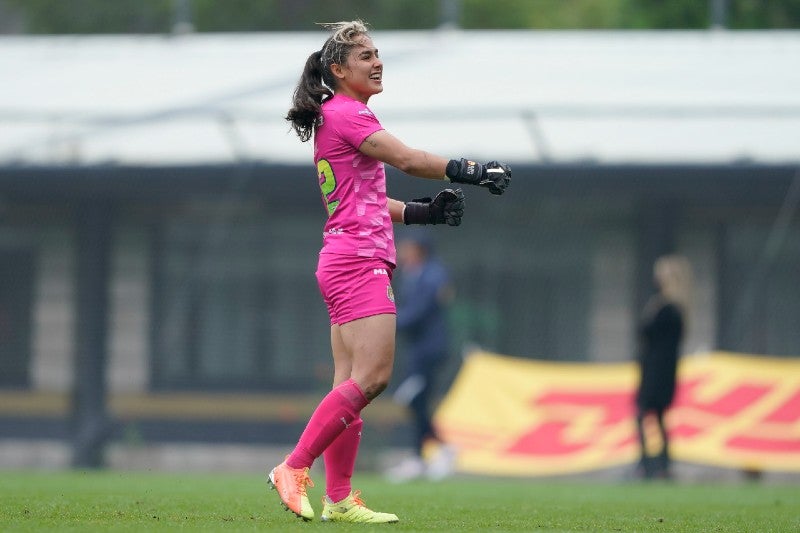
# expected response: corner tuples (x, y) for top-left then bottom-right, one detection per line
(314, 93), (395, 265)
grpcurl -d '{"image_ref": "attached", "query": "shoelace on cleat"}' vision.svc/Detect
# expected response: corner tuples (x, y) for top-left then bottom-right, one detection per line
(290, 467), (314, 495)
(350, 490), (367, 507)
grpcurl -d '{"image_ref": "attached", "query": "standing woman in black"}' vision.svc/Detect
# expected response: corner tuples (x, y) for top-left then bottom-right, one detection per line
(635, 255), (692, 479)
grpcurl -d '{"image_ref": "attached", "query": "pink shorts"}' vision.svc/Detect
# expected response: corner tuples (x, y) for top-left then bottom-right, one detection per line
(316, 253), (396, 325)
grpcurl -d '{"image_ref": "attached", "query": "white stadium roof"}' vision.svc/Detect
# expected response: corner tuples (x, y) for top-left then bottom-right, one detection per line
(1, 29), (799, 166)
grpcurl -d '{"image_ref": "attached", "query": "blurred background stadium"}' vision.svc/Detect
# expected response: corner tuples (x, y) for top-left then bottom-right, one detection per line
(0, 0), (798, 475)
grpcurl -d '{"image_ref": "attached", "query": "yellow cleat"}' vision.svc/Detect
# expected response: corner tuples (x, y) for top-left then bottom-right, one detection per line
(267, 459), (315, 521)
(321, 490), (399, 523)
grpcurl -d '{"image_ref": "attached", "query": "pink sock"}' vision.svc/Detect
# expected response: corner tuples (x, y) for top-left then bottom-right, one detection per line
(286, 379), (369, 469)
(323, 417), (362, 502)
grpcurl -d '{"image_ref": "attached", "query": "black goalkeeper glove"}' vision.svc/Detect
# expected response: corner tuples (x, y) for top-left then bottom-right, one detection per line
(403, 188), (465, 226)
(445, 158), (511, 195)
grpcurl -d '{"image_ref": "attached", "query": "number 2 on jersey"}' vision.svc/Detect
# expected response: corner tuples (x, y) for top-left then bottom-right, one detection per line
(317, 159), (340, 216)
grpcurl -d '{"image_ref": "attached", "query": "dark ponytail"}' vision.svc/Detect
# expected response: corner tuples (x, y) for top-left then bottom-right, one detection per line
(287, 21), (370, 142)
(286, 50), (333, 142)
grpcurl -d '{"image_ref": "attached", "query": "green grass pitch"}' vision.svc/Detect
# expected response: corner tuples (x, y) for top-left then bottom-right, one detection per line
(1, 471), (798, 532)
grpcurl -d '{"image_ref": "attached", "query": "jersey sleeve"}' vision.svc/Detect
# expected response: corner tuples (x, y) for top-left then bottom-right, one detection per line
(331, 103), (384, 149)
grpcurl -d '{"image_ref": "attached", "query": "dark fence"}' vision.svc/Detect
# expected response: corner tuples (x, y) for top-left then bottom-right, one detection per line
(0, 162), (798, 465)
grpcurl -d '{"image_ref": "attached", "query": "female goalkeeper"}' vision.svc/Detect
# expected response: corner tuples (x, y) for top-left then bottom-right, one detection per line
(268, 19), (511, 523)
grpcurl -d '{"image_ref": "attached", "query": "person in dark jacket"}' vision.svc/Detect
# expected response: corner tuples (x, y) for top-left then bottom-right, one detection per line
(386, 230), (457, 481)
(635, 255), (692, 479)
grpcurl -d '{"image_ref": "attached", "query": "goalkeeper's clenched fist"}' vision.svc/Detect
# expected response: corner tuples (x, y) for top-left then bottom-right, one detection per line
(445, 158), (511, 195)
(403, 188), (465, 226)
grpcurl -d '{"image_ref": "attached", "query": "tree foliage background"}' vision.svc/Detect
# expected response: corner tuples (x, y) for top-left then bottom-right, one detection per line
(1, 0), (799, 34)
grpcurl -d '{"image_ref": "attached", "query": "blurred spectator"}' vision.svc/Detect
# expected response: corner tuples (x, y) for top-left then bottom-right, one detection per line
(635, 254), (693, 480)
(386, 230), (457, 482)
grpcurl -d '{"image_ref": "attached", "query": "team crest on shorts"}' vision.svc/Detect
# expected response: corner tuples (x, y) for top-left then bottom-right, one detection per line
(386, 285), (395, 303)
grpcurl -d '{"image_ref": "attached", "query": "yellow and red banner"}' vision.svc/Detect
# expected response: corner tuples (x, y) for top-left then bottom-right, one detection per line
(434, 350), (800, 476)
